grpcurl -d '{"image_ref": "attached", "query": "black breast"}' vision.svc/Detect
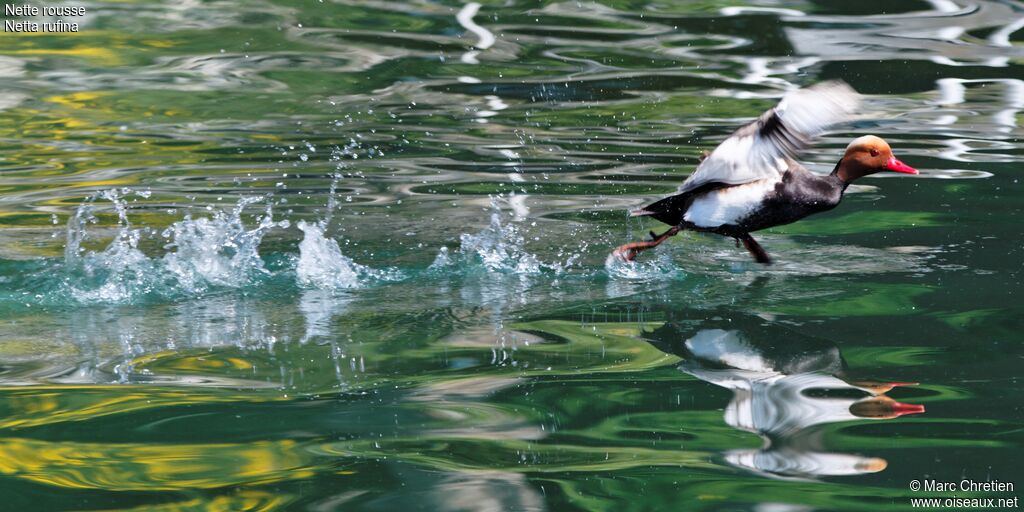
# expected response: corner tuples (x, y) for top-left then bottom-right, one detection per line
(735, 166), (844, 233)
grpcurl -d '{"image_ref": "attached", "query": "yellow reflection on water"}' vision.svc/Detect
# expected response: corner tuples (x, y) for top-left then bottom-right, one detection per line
(0, 437), (312, 490)
(0, 46), (119, 65)
(107, 490), (287, 512)
(0, 386), (282, 429)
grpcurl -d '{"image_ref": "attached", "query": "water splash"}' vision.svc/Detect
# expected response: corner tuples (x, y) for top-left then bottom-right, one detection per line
(52, 186), (409, 303)
(60, 190), (288, 304)
(295, 221), (403, 290)
(604, 244), (686, 282)
(450, 205), (581, 275)
(427, 246), (453, 270)
(162, 197), (288, 294)
(294, 169), (403, 290)
(62, 189), (159, 303)
(458, 212), (544, 274)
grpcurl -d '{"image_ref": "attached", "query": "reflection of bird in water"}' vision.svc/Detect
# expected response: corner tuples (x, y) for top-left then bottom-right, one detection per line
(644, 311), (924, 480)
(614, 81), (918, 264)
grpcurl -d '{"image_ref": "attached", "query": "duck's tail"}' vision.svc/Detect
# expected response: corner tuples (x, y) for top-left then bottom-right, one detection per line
(631, 193), (693, 226)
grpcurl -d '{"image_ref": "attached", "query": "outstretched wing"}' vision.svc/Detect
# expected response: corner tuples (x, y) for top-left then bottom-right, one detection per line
(677, 81), (860, 195)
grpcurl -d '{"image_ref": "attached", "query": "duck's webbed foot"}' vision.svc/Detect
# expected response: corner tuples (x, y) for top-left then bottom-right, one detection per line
(738, 233), (772, 265)
(612, 226), (681, 262)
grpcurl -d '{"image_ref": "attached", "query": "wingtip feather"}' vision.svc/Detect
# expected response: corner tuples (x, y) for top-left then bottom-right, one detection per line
(778, 80), (861, 134)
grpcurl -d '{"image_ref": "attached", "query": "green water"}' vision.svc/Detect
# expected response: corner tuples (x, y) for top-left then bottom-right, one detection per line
(1, 0), (1023, 510)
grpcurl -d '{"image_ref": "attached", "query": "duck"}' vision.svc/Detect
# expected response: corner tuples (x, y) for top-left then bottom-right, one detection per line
(613, 81), (919, 264)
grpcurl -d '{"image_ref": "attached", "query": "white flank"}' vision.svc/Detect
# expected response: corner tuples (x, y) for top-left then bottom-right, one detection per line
(684, 177), (780, 227)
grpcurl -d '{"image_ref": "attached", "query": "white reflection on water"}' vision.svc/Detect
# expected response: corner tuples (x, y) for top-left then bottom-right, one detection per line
(351, 466), (544, 512)
(456, 2), (495, 66)
(788, 1), (1024, 65)
(936, 78), (1024, 134)
(455, 0), (510, 134)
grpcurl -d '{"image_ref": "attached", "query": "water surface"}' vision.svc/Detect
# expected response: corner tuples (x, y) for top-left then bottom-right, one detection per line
(1, 0), (1023, 510)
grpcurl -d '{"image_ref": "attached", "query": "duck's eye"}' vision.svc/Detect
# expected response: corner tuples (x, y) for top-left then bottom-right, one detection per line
(870, 149), (879, 157)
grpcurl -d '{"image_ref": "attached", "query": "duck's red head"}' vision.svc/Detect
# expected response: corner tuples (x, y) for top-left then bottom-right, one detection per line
(834, 135), (918, 183)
